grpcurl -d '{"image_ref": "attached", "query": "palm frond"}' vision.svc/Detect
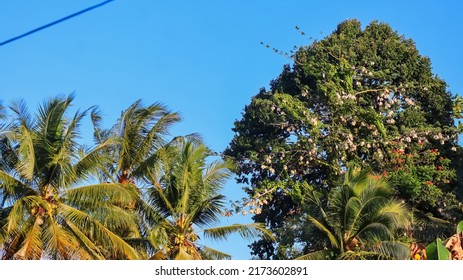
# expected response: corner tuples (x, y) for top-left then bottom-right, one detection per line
(70, 136), (116, 184)
(7, 195), (49, 234)
(371, 241), (411, 260)
(189, 195), (225, 227)
(147, 220), (173, 250)
(307, 214), (339, 249)
(202, 160), (233, 192)
(149, 250), (168, 260)
(132, 111), (180, 166)
(174, 246), (196, 260)
(16, 125), (35, 181)
(62, 183), (136, 209)
(145, 171), (176, 216)
(64, 220), (105, 260)
(377, 199), (411, 228)
(9, 99), (33, 129)
(135, 197), (166, 228)
(295, 249), (333, 260)
(339, 250), (380, 260)
(0, 170), (35, 204)
(356, 222), (394, 242)
(42, 214), (98, 260)
(199, 245), (232, 260)
(13, 216), (43, 259)
(89, 205), (140, 238)
(202, 223), (274, 242)
(58, 203), (140, 260)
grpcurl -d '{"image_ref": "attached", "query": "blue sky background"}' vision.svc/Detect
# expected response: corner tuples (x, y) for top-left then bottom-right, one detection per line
(1, 0), (462, 259)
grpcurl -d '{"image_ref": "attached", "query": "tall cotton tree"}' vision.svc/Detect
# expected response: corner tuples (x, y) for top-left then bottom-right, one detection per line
(226, 19), (462, 259)
(145, 136), (273, 260)
(0, 95), (140, 259)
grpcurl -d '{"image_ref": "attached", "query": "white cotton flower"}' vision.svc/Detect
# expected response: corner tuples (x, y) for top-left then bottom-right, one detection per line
(405, 98), (414, 105)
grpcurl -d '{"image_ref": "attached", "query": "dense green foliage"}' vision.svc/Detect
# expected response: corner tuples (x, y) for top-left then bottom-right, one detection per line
(225, 19), (463, 259)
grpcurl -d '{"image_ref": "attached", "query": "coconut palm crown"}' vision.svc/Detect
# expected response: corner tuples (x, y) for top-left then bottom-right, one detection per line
(145, 136), (273, 260)
(0, 95), (140, 259)
(297, 163), (412, 260)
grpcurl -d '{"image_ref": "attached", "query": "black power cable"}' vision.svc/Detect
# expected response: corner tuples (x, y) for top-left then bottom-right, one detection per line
(0, 0), (115, 47)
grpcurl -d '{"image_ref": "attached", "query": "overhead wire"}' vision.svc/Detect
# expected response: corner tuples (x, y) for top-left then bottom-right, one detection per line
(0, 0), (115, 47)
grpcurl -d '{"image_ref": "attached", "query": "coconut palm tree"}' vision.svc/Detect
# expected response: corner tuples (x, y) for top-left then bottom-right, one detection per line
(296, 163), (412, 260)
(144, 136), (273, 260)
(0, 95), (140, 259)
(89, 100), (181, 255)
(92, 99), (180, 185)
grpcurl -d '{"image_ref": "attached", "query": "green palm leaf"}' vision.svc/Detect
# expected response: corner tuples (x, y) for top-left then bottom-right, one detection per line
(64, 220), (104, 260)
(371, 241), (411, 260)
(13, 216), (42, 260)
(295, 249), (333, 260)
(202, 223), (274, 242)
(199, 245), (232, 260)
(59, 203), (140, 260)
(63, 183), (136, 208)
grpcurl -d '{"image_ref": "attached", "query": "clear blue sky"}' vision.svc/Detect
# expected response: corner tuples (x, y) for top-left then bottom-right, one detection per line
(1, 0), (462, 259)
